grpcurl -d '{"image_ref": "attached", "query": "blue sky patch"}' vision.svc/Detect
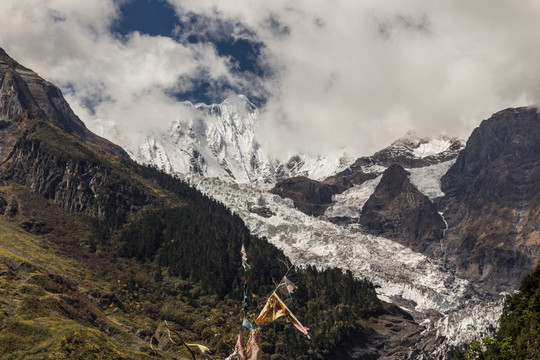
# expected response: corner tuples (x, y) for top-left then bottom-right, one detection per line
(113, 0), (177, 37)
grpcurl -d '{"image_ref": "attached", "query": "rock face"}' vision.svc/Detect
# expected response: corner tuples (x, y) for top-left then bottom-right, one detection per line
(440, 107), (540, 292)
(1, 136), (150, 220)
(360, 164), (446, 254)
(0, 48), (148, 220)
(0, 47), (128, 159)
(270, 176), (342, 216)
(328, 305), (443, 360)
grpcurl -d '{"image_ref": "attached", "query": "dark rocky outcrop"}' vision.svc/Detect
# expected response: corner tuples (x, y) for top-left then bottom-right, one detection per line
(324, 170), (378, 192)
(19, 219), (52, 235)
(360, 164), (446, 254)
(270, 176), (342, 216)
(249, 206), (275, 218)
(0, 136), (150, 221)
(440, 107), (540, 292)
(0, 193), (6, 215)
(328, 304), (443, 360)
(4, 195), (18, 217)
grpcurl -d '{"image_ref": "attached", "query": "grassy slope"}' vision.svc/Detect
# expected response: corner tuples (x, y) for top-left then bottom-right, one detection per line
(0, 184), (160, 359)
(0, 164), (245, 359)
(0, 183), (283, 360)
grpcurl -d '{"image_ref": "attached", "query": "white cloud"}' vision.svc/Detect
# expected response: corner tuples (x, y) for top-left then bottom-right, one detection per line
(169, 0), (540, 155)
(0, 0), (240, 139)
(1, 0), (539, 158)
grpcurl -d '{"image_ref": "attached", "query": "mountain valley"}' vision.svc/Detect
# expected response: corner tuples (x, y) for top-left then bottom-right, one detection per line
(0, 46), (539, 360)
(0, 47), (399, 359)
(133, 95), (540, 357)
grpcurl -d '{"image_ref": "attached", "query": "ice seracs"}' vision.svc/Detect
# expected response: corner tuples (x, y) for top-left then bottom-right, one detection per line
(324, 175), (382, 221)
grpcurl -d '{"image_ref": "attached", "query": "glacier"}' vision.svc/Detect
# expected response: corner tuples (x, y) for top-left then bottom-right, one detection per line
(409, 160), (456, 199)
(179, 159), (504, 357)
(324, 175), (382, 221)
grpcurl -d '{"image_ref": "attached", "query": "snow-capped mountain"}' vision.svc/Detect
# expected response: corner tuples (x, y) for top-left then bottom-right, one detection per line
(343, 131), (465, 175)
(90, 94), (354, 183)
(270, 132), (465, 221)
(384, 131), (465, 162)
(3, 46), (538, 359)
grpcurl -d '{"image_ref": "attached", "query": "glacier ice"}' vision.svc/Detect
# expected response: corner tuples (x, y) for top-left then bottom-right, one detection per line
(184, 174), (503, 357)
(87, 91), (500, 356)
(408, 160), (456, 199)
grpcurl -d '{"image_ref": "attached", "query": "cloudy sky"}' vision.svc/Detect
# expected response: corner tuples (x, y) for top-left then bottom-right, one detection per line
(1, 0), (539, 157)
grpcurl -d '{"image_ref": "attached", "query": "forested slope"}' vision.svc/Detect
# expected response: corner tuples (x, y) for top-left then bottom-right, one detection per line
(458, 263), (540, 359)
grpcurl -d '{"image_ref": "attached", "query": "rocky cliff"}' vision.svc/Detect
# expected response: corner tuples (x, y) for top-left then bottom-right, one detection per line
(0, 47), (128, 159)
(360, 164), (446, 254)
(0, 48), (151, 221)
(440, 107), (540, 292)
(1, 130), (151, 221)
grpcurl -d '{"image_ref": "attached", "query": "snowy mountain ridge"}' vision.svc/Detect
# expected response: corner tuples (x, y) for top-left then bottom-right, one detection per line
(393, 131), (460, 159)
(90, 94), (355, 183)
(364, 131), (466, 170)
(88, 93), (464, 186)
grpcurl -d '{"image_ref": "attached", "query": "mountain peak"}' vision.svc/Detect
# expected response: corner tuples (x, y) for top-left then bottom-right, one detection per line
(439, 106), (540, 291)
(359, 163), (446, 254)
(98, 93), (353, 183)
(390, 131), (463, 158)
(221, 94), (257, 114)
(0, 48), (129, 159)
(0, 47), (21, 67)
